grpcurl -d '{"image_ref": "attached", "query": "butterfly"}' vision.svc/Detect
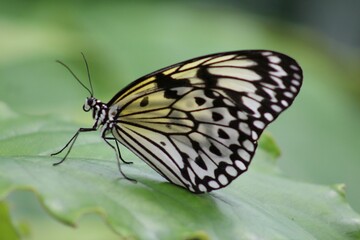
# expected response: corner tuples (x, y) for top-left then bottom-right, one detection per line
(52, 50), (303, 193)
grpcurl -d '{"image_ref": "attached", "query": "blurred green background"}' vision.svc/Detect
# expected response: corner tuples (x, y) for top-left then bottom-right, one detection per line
(1, 0), (359, 238)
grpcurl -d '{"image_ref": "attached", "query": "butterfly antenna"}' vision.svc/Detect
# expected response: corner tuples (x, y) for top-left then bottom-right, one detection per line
(56, 59), (93, 97)
(81, 52), (94, 97)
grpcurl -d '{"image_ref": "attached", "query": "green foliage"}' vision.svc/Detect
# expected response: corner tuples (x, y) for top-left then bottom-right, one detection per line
(0, 201), (20, 240)
(0, 109), (360, 239)
(0, 1), (360, 239)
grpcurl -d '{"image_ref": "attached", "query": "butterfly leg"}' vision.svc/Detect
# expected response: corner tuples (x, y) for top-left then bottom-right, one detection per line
(51, 127), (97, 166)
(102, 136), (137, 183)
(101, 136), (133, 164)
(114, 140), (133, 164)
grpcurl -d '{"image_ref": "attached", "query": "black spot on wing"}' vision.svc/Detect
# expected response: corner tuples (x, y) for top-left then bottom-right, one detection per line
(204, 89), (218, 99)
(155, 73), (191, 99)
(191, 140), (201, 151)
(195, 156), (207, 170)
(140, 96), (149, 107)
(156, 73), (191, 89)
(196, 67), (217, 87)
(195, 97), (206, 106)
(209, 144), (222, 156)
(164, 89), (179, 99)
(212, 112), (223, 121)
(218, 128), (230, 139)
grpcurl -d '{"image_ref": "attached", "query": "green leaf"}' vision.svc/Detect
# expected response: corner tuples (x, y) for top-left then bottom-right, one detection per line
(1, 2), (360, 239)
(0, 201), (20, 240)
(0, 105), (359, 240)
(258, 132), (281, 159)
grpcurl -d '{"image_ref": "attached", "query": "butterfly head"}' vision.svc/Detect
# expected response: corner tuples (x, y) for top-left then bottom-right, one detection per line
(83, 97), (97, 112)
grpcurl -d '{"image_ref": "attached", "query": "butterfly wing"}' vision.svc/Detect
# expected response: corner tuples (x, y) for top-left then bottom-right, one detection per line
(107, 50), (303, 193)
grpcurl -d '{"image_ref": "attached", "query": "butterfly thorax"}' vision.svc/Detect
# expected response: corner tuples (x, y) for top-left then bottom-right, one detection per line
(83, 97), (116, 133)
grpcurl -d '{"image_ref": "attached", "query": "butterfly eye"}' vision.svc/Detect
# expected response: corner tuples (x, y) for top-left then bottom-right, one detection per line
(83, 97), (94, 112)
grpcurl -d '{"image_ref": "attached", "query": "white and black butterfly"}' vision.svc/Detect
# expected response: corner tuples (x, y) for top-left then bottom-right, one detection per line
(52, 50), (303, 193)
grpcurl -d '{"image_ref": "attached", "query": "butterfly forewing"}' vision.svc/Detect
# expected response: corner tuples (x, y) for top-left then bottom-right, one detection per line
(108, 50), (302, 193)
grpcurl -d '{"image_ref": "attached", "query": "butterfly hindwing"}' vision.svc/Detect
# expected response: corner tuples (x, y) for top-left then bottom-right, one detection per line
(108, 50), (302, 193)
